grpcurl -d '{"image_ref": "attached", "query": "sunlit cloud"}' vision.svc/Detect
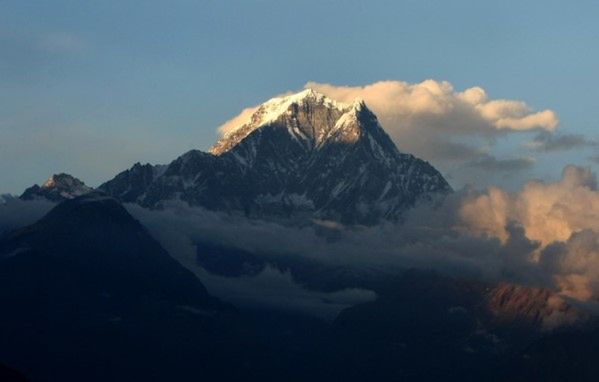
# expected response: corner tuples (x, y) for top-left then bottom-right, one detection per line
(459, 165), (598, 245)
(118, 164), (599, 320)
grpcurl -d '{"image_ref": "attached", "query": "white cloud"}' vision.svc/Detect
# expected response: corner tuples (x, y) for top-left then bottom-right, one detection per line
(306, 80), (558, 134)
(125, 202), (377, 320)
(459, 165), (599, 245)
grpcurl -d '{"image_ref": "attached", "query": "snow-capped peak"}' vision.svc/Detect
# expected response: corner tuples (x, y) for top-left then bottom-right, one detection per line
(21, 173), (93, 202)
(239, 88), (350, 133)
(101, 88), (452, 224)
(42, 173), (90, 194)
(210, 89), (375, 155)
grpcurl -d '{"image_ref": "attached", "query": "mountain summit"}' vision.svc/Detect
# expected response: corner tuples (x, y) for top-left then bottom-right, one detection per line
(20, 173), (92, 202)
(101, 89), (451, 223)
(211, 88), (361, 154)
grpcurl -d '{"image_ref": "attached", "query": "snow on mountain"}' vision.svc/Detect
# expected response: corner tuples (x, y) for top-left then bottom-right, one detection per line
(100, 89), (452, 224)
(211, 88), (351, 155)
(20, 173), (93, 202)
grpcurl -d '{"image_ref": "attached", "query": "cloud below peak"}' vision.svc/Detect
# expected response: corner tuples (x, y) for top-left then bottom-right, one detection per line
(5, 164), (599, 322)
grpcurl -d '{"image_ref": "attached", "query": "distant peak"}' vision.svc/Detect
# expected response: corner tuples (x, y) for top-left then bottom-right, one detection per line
(21, 173), (93, 202)
(42, 173), (83, 189)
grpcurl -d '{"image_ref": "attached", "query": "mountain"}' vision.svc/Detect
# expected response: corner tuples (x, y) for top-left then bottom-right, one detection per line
(20, 173), (92, 202)
(0, 192), (263, 381)
(97, 162), (166, 203)
(327, 270), (591, 381)
(100, 89), (451, 224)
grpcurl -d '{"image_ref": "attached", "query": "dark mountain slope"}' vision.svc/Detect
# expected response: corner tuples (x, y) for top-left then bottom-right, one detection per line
(0, 192), (263, 381)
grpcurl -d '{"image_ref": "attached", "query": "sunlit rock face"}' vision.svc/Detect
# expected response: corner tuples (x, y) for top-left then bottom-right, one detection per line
(20, 173), (92, 202)
(486, 283), (586, 329)
(101, 89), (451, 224)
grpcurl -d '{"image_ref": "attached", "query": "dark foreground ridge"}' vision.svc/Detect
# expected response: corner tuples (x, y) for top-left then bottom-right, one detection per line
(0, 192), (263, 381)
(3, 193), (599, 380)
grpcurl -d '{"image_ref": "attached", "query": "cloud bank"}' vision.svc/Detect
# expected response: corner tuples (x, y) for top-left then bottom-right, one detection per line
(124, 165), (599, 317)
(125, 203), (378, 320)
(458, 165), (599, 301)
(306, 80), (558, 133)
(459, 165), (598, 246)
(4, 165), (599, 322)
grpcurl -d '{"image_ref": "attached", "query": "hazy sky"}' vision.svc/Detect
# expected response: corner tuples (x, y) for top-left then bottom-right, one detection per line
(2, 0), (599, 193)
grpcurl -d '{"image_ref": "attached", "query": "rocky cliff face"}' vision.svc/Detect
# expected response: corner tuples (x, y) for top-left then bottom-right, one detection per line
(486, 283), (585, 329)
(97, 162), (166, 204)
(101, 89), (451, 224)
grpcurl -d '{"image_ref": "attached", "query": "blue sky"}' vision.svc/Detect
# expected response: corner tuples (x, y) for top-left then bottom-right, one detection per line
(1, 0), (599, 193)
